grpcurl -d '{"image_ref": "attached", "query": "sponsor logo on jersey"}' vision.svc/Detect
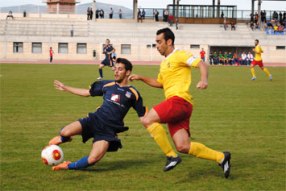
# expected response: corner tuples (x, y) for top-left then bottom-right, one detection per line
(111, 94), (120, 103)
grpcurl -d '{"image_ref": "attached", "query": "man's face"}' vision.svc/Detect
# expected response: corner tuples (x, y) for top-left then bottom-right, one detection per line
(255, 40), (258, 46)
(156, 33), (169, 56)
(114, 63), (129, 83)
(106, 39), (110, 45)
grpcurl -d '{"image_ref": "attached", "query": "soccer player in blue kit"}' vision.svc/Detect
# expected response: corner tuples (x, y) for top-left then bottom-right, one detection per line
(97, 38), (115, 80)
(49, 58), (147, 170)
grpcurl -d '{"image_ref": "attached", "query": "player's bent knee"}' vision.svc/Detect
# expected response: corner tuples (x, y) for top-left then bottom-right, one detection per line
(60, 129), (70, 137)
(176, 144), (190, 154)
(140, 117), (151, 127)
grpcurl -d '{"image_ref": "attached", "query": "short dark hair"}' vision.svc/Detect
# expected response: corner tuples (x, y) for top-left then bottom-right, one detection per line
(255, 39), (259, 43)
(156, 28), (175, 45)
(116, 58), (133, 71)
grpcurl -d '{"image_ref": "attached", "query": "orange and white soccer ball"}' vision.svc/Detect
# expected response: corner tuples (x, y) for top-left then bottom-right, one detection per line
(41, 145), (64, 166)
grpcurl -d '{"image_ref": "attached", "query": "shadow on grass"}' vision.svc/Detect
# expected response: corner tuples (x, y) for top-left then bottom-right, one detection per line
(77, 158), (154, 173)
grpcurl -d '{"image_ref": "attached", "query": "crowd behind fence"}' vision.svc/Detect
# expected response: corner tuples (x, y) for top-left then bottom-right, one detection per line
(1, 5), (285, 21)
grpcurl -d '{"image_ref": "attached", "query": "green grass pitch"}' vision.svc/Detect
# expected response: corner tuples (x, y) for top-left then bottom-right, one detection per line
(1, 64), (285, 190)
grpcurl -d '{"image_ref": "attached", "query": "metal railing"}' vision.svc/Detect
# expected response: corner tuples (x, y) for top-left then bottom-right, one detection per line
(0, 5), (285, 21)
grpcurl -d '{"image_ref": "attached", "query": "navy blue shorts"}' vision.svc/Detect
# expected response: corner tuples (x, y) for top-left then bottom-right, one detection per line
(101, 58), (113, 67)
(78, 113), (122, 152)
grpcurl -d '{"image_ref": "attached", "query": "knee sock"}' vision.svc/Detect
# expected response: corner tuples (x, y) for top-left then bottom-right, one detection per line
(188, 142), (224, 163)
(147, 123), (177, 157)
(263, 68), (271, 77)
(250, 67), (256, 78)
(68, 156), (90, 170)
(60, 136), (71, 143)
(99, 69), (103, 78)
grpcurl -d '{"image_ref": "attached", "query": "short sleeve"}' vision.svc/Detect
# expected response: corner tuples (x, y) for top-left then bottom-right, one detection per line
(182, 51), (202, 67)
(129, 87), (147, 117)
(89, 81), (104, 96)
(186, 56), (201, 67)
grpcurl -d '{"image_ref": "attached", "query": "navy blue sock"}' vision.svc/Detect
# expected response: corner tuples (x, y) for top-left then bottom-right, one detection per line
(60, 136), (71, 143)
(99, 69), (103, 77)
(68, 156), (90, 170)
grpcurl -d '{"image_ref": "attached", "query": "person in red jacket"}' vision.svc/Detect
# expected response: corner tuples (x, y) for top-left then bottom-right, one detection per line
(200, 48), (206, 62)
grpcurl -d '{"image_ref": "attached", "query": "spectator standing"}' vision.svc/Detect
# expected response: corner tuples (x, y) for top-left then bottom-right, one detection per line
(142, 9), (146, 20)
(96, 9), (99, 19)
(109, 8), (113, 19)
(154, 9), (159, 21)
(200, 48), (206, 62)
(261, 10), (266, 23)
(163, 9), (169, 22)
(90, 8), (93, 20)
(168, 14), (175, 26)
(87, 7), (91, 20)
(137, 9), (143, 23)
(119, 9), (122, 19)
(49, 47), (54, 63)
(279, 12), (283, 22)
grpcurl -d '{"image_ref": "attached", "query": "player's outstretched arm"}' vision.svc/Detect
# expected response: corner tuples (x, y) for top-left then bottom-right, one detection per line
(196, 61), (208, 89)
(129, 74), (163, 88)
(54, 80), (90, 97)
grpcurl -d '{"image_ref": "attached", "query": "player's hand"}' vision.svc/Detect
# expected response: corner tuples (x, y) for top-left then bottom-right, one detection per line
(54, 80), (65, 91)
(196, 80), (208, 89)
(128, 74), (140, 81)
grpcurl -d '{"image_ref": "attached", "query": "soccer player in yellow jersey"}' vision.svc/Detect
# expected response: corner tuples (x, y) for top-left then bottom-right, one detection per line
(250, 39), (272, 81)
(129, 28), (231, 178)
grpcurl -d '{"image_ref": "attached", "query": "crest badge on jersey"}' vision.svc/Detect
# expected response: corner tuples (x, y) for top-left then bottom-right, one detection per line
(125, 91), (131, 98)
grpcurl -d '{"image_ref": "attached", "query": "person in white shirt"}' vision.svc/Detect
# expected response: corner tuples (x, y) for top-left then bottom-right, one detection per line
(241, 52), (247, 65)
(247, 52), (254, 66)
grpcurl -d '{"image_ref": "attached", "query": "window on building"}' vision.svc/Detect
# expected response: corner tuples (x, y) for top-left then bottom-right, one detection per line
(190, 44), (200, 49)
(276, 46), (285, 50)
(121, 44), (131, 54)
(77, 43), (87, 54)
(146, 44), (156, 48)
(32, 42), (42, 53)
(13, 42), (23, 53)
(58, 43), (68, 54)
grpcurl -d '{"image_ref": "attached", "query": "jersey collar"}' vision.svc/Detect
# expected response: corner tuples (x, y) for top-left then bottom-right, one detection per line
(165, 48), (179, 59)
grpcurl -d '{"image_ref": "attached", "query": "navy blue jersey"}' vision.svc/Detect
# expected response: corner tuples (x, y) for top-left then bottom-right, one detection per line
(103, 45), (113, 60)
(89, 80), (146, 128)
(102, 45), (114, 66)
